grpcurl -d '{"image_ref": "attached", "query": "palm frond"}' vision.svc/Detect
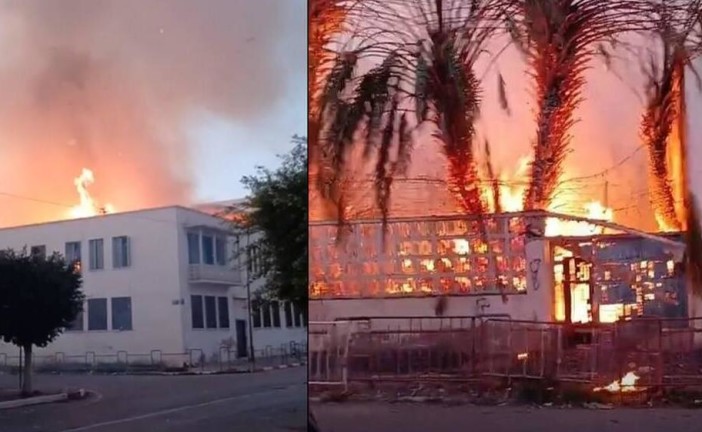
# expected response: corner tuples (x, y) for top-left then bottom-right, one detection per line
(428, 32), (486, 214)
(497, 73), (511, 115)
(508, 0), (647, 210)
(638, 1), (702, 231)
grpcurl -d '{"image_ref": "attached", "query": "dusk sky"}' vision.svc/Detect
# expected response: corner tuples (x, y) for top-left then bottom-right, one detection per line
(188, 2), (306, 203)
(189, 0), (307, 201)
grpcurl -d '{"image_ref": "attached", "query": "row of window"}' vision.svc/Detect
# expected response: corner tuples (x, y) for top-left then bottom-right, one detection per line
(189, 295), (305, 330)
(251, 300), (306, 329)
(68, 297), (133, 331)
(31, 237), (131, 271)
(191, 295), (230, 329)
(187, 232), (228, 266)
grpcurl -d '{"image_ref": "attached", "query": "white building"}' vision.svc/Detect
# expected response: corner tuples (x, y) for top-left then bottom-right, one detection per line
(0, 205), (306, 366)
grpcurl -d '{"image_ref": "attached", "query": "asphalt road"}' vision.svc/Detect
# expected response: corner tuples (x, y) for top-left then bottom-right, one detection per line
(0, 367), (306, 432)
(313, 402), (702, 432)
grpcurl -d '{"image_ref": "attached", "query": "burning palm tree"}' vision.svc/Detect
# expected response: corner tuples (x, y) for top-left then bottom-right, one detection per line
(639, 0), (702, 232)
(505, 0), (650, 210)
(309, 0), (354, 221)
(314, 0), (506, 227)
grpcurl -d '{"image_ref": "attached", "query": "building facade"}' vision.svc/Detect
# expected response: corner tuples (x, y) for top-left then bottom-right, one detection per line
(309, 213), (688, 328)
(0, 206), (306, 365)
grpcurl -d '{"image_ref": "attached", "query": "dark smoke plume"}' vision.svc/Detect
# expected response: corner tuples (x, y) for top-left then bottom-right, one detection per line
(0, 0), (303, 226)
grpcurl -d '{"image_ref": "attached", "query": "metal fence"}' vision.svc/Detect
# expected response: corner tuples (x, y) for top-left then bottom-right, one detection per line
(311, 316), (702, 389)
(0, 341), (307, 374)
(309, 320), (361, 389)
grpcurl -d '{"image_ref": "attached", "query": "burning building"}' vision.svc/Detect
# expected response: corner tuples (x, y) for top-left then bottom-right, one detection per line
(309, 210), (690, 327)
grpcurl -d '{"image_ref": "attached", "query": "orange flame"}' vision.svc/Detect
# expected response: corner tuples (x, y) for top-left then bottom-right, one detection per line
(593, 372), (640, 393)
(68, 168), (115, 218)
(481, 157), (614, 236)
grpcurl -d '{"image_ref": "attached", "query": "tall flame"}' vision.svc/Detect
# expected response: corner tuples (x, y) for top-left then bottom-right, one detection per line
(481, 157), (614, 237)
(68, 168), (115, 218)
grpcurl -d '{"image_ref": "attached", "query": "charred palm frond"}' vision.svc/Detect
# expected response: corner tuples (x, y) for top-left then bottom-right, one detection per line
(642, 51), (686, 231)
(506, 0), (649, 210)
(426, 30), (486, 214)
(316, 0), (506, 228)
(639, 0), (702, 231)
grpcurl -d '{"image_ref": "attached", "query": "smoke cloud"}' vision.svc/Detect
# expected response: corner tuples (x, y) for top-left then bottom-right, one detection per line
(0, 0), (303, 227)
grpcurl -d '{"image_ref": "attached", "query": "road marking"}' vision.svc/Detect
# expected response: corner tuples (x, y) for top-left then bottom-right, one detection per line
(60, 384), (303, 432)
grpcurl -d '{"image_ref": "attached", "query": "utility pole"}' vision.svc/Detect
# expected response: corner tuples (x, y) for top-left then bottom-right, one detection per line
(243, 228), (256, 371)
(604, 179), (609, 209)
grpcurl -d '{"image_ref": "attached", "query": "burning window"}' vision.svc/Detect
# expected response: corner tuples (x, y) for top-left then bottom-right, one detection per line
(310, 214), (529, 299)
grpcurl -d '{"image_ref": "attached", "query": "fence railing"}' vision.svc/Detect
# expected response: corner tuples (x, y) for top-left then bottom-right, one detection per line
(0, 341), (307, 374)
(309, 321), (361, 389)
(309, 316), (702, 389)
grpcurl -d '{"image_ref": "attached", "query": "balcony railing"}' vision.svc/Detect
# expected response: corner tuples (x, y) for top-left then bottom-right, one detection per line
(188, 264), (241, 285)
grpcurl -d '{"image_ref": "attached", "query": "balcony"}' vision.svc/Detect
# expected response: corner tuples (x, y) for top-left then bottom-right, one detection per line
(188, 264), (241, 285)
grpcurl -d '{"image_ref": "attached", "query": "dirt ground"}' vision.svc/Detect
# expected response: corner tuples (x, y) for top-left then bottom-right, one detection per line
(313, 402), (702, 432)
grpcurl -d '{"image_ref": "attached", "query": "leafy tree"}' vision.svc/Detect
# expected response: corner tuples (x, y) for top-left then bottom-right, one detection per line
(0, 249), (84, 395)
(236, 135), (307, 312)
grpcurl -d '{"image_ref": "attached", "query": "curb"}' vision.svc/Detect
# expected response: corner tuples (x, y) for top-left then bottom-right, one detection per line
(141, 362), (307, 376)
(0, 392), (68, 410)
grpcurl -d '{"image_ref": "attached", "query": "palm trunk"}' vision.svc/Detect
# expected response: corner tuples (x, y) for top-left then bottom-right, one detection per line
(644, 58), (685, 231)
(21, 344), (32, 396)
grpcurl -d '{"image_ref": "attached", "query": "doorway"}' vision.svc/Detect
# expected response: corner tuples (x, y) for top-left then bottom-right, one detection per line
(235, 319), (248, 358)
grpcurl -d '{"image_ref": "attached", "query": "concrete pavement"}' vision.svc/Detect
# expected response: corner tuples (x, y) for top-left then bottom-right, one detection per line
(0, 367), (306, 432)
(313, 402), (702, 432)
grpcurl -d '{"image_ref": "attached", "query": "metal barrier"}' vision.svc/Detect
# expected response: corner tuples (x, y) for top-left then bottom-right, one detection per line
(309, 321), (358, 389)
(0, 341), (307, 374)
(345, 316), (479, 381)
(333, 316), (702, 389)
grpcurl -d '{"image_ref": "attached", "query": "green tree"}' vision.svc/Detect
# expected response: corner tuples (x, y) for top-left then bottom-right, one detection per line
(237, 135), (307, 311)
(0, 249), (84, 395)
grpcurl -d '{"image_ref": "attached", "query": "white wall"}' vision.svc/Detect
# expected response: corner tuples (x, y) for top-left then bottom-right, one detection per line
(252, 299), (307, 354)
(176, 208), (239, 361)
(0, 207), (186, 359)
(238, 229), (307, 355)
(0, 204), (305, 365)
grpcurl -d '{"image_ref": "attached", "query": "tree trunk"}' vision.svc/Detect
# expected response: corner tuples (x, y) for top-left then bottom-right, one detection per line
(21, 344), (32, 396)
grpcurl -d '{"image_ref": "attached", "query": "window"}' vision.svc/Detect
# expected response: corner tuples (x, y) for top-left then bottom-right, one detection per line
(262, 302), (272, 328)
(215, 237), (226, 265)
(67, 308), (84, 331)
(88, 239), (104, 270)
(87, 298), (108, 331)
(191, 295), (204, 329)
(271, 301), (281, 328)
(217, 297), (230, 328)
(204, 296), (217, 328)
(247, 246), (259, 276)
(30, 245), (46, 259)
(65, 241), (81, 270)
(284, 302), (293, 328)
(187, 232), (200, 264)
(111, 297), (133, 331)
(112, 236), (131, 268)
(251, 300), (261, 328)
(202, 235), (215, 265)
(293, 303), (302, 328)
